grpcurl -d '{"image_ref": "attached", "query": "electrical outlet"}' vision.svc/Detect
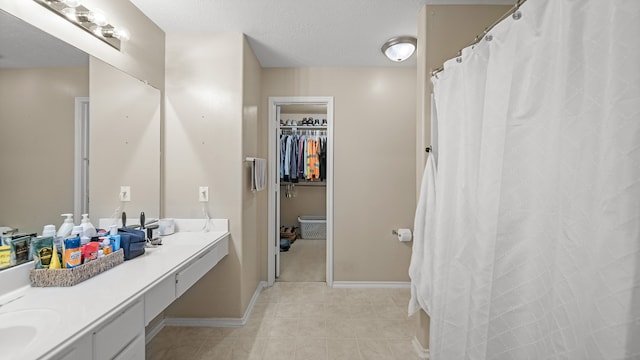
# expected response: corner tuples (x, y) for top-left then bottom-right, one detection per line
(199, 186), (209, 202)
(120, 186), (131, 202)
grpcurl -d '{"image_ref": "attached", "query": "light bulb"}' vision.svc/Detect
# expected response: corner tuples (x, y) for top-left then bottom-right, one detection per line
(61, 7), (77, 21)
(91, 25), (104, 37)
(62, 0), (81, 7)
(88, 10), (108, 26)
(114, 28), (130, 41)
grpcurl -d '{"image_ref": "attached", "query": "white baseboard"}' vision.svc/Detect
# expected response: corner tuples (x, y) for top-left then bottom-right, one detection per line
(331, 281), (410, 289)
(412, 336), (430, 359)
(145, 319), (166, 344)
(145, 281), (267, 343)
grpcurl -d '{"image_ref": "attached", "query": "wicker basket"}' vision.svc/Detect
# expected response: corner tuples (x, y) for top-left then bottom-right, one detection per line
(29, 249), (124, 287)
(298, 216), (326, 239)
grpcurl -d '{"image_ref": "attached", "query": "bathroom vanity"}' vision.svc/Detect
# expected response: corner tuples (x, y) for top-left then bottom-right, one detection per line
(0, 219), (229, 360)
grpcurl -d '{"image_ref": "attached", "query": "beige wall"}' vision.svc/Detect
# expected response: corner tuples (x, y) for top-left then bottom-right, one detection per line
(241, 35), (264, 311)
(415, 4), (512, 350)
(280, 187), (327, 229)
(262, 67), (417, 281)
(0, 66), (88, 233)
(164, 33), (264, 318)
(89, 57), (161, 221)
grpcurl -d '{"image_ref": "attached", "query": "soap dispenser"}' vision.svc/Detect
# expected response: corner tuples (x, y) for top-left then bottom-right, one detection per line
(57, 214), (74, 238)
(109, 225), (121, 252)
(81, 214), (97, 238)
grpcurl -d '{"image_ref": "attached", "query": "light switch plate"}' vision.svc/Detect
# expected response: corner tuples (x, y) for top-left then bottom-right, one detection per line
(199, 186), (209, 202)
(120, 186), (131, 202)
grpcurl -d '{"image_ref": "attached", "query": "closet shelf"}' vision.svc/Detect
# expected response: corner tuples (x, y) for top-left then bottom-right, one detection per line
(280, 181), (326, 187)
(280, 125), (327, 130)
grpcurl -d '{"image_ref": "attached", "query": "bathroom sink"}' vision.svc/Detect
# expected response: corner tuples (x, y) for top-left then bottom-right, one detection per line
(0, 309), (60, 357)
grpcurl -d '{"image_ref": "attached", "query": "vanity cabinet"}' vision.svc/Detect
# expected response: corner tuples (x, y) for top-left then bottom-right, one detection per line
(93, 300), (144, 360)
(113, 333), (145, 360)
(52, 300), (144, 360)
(0, 226), (229, 360)
(51, 334), (92, 360)
(176, 239), (227, 297)
(144, 275), (176, 326)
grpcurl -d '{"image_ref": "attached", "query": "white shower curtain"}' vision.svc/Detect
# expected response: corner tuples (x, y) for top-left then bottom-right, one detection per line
(426, 0), (640, 359)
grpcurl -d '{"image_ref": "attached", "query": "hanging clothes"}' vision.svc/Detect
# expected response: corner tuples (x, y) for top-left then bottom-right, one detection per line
(319, 136), (327, 181)
(280, 129), (327, 183)
(307, 137), (320, 180)
(289, 133), (298, 182)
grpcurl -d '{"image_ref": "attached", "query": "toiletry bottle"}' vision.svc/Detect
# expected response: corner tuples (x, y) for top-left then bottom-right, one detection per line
(101, 238), (112, 255)
(70, 226), (83, 239)
(80, 214), (97, 238)
(43, 224), (62, 263)
(49, 244), (61, 269)
(42, 224), (56, 238)
(109, 225), (121, 252)
(63, 237), (81, 268)
(57, 213), (74, 238)
(62, 226), (82, 268)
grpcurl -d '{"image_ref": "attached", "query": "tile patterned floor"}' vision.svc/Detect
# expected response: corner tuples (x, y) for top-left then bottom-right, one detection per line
(146, 282), (422, 359)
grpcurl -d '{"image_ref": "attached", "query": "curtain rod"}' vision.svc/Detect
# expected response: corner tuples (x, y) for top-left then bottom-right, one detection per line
(430, 0), (528, 77)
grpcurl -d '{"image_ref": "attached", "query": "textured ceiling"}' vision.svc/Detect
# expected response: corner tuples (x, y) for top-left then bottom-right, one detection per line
(130, 0), (515, 68)
(0, 1), (514, 69)
(0, 10), (88, 68)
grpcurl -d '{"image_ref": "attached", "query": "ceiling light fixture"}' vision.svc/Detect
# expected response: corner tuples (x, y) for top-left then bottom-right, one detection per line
(34, 0), (128, 51)
(381, 36), (417, 62)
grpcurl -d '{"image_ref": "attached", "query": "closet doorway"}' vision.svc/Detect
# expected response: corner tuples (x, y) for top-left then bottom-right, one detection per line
(268, 96), (334, 286)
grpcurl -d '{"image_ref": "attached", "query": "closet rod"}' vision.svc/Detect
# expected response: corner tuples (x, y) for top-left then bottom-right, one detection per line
(281, 182), (326, 187)
(431, 0), (528, 77)
(281, 126), (327, 131)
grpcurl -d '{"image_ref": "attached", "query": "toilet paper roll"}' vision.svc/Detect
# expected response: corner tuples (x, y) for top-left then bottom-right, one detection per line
(397, 228), (412, 242)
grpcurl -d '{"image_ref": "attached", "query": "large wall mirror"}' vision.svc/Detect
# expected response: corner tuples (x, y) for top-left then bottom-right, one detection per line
(0, 9), (160, 270)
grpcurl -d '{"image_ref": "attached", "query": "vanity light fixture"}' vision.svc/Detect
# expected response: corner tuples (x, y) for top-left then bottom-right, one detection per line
(381, 36), (417, 62)
(33, 0), (129, 51)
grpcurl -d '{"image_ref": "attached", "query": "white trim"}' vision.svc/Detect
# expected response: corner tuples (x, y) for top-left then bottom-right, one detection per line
(73, 97), (90, 221)
(331, 281), (411, 289)
(412, 336), (430, 359)
(145, 319), (165, 344)
(325, 99), (334, 287)
(158, 281), (267, 330)
(268, 102), (277, 286)
(164, 316), (245, 328)
(267, 96), (335, 287)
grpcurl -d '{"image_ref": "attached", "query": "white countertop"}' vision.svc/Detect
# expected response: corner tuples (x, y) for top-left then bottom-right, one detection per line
(0, 219), (229, 360)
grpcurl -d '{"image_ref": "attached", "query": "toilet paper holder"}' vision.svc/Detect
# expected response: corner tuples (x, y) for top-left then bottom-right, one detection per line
(392, 228), (412, 242)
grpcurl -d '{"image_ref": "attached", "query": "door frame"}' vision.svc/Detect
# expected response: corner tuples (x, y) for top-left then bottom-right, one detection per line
(74, 97), (90, 221)
(268, 96), (335, 287)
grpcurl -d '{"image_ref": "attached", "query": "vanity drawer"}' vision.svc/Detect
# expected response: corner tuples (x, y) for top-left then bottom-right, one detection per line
(52, 333), (91, 360)
(93, 300), (143, 360)
(175, 245), (219, 297)
(113, 332), (145, 360)
(145, 275), (175, 326)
